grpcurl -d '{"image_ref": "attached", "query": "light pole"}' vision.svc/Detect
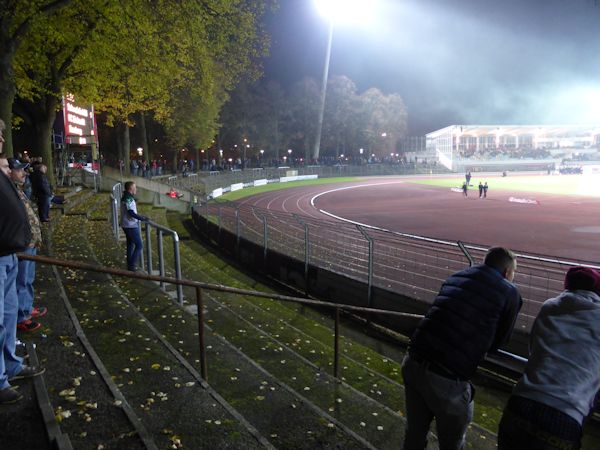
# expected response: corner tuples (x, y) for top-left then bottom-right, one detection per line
(287, 149), (292, 166)
(312, 19), (334, 162)
(260, 149), (264, 167)
(313, 0), (373, 162)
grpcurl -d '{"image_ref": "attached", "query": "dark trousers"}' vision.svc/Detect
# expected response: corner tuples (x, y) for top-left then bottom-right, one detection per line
(37, 196), (51, 221)
(498, 396), (582, 450)
(402, 355), (473, 450)
(123, 227), (143, 271)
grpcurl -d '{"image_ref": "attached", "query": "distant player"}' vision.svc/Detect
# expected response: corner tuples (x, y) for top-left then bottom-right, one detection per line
(478, 182), (483, 198)
(462, 181), (468, 197)
(483, 182), (488, 198)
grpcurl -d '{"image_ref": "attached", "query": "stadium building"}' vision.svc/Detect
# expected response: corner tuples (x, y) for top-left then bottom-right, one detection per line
(426, 125), (600, 172)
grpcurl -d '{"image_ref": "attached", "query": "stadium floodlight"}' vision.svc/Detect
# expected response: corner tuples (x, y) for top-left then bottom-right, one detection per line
(314, 0), (376, 24)
(312, 0), (377, 162)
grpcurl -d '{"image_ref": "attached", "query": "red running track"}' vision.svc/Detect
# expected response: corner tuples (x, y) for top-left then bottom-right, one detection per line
(237, 177), (600, 263)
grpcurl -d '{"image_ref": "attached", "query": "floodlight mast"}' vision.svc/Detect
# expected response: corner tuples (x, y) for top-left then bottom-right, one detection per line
(312, 19), (334, 162)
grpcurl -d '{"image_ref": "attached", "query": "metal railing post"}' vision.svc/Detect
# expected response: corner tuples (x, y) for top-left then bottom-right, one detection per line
(137, 222), (145, 270)
(262, 215), (268, 262)
(111, 196), (119, 239)
(173, 235), (183, 305)
(357, 226), (374, 309)
(217, 206), (222, 241)
(157, 230), (165, 289)
(205, 199), (209, 234)
(145, 222), (152, 274)
(304, 223), (310, 295)
(294, 215), (311, 295)
(334, 307), (340, 379)
(196, 287), (208, 381)
(235, 208), (241, 251)
(457, 241), (474, 267)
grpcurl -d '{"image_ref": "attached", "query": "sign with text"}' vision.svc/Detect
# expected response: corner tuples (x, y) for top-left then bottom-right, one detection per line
(62, 94), (97, 146)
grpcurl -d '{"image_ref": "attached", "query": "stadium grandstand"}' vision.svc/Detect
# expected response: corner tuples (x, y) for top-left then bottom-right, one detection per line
(427, 125), (600, 172)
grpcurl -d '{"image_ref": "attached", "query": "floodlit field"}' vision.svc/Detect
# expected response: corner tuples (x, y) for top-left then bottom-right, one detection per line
(408, 174), (600, 197)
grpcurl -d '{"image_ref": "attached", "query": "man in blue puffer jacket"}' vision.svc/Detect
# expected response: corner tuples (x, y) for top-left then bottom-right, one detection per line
(498, 267), (600, 450)
(402, 246), (522, 450)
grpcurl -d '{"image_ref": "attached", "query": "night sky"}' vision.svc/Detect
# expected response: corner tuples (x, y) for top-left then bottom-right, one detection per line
(263, 0), (600, 135)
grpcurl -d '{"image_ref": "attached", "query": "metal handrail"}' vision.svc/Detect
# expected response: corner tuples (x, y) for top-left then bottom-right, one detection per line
(19, 253), (421, 381)
(110, 182), (123, 239)
(143, 219), (183, 304)
(18, 253), (528, 383)
(110, 182), (184, 304)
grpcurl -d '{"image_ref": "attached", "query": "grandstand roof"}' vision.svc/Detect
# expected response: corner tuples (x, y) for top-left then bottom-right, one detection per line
(426, 124), (600, 138)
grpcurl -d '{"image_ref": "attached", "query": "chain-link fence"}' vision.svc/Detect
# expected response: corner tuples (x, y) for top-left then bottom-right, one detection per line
(198, 201), (599, 334)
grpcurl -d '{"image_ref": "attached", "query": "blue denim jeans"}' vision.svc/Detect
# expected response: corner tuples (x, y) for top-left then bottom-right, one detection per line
(16, 247), (37, 323)
(0, 254), (24, 389)
(498, 396), (582, 450)
(402, 355), (474, 450)
(123, 227), (143, 271)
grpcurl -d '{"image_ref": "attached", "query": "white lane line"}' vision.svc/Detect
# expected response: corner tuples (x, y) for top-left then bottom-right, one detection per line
(309, 181), (405, 207)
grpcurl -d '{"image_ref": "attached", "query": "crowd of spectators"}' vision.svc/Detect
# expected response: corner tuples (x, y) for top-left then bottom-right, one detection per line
(1, 120), (47, 405)
(458, 145), (553, 160)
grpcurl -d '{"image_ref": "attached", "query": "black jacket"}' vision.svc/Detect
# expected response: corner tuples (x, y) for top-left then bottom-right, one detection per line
(410, 264), (522, 379)
(0, 172), (31, 256)
(30, 170), (52, 198)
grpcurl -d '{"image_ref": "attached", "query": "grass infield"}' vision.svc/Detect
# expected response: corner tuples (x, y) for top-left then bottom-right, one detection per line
(408, 174), (600, 197)
(218, 176), (361, 201)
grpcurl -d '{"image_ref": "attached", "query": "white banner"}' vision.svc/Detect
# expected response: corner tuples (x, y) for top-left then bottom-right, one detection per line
(254, 179), (268, 187)
(280, 174), (318, 183)
(211, 188), (223, 198)
(230, 183), (244, 191)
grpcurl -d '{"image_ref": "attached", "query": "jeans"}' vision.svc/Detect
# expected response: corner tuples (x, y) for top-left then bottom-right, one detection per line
(123, 227), (143, 271)
(402, 355), (474, 450)
(16, 247), (37, 323)
(0, 254), (24, 389)
(498, 396), (582, 450)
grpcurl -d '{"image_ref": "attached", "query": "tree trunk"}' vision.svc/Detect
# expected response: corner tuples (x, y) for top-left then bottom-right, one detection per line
(34, 101), (59, 186)
(121, 121), (131, 176)
(0, 48), (16, 157)
(138, 111), (149, 161)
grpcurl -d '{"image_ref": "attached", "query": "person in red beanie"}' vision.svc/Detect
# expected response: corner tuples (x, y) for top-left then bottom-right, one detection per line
(498, 266), (600, 450)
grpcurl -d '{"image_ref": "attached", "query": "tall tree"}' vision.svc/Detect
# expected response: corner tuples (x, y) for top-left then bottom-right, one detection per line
(0, 0), (73, 156)
(288, 77), (321, 161)
(13, 0), (272, 181)
(14, 0), (110, 182)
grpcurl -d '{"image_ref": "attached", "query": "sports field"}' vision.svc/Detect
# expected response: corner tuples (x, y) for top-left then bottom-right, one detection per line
(408, 173), (600, 197)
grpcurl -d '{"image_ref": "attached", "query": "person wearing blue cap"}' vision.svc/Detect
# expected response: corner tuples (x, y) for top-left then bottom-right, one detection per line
(8, 158), (47, 333)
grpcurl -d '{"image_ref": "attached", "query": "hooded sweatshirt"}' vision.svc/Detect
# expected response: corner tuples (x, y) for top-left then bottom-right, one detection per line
(512, 289), (600, 424)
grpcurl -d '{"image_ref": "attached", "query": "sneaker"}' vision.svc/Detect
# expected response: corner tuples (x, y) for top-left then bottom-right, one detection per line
(9, 365), (45, 381)
(31, 306), (47, 318)
(17, 320), (41, 332)
(0, 387), (23, 405)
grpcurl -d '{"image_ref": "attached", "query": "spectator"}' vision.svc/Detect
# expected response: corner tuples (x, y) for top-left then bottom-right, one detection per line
(120, 181), (148, 272)
(130, 159), (138, 177)
(498, 267), (600, 450)
(8, 158), (47, 332)
(402, 246), (522, 450)
(29, 164), (53, 222)
(167, 187), (183, 199)
(0, 129), (45, 405)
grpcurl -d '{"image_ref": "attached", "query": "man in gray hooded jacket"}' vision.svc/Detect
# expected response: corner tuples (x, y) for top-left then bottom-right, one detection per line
(498, 266), (600, 450)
